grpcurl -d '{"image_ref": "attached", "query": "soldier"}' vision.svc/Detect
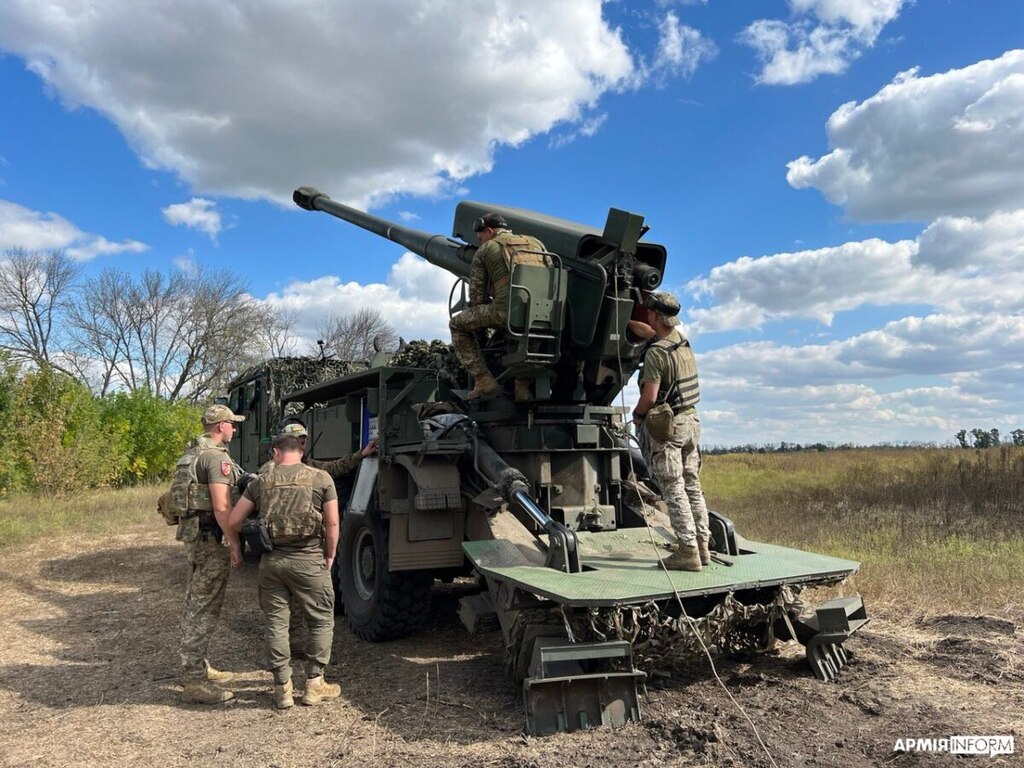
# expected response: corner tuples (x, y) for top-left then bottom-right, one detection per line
(226, 432), (341, 709)
(255, 421), (376, 665)
(258, 421), (377, 477)
(176, 404), (245, 704)
(449, 212), (550, 400)
(631, 291), (710, 572)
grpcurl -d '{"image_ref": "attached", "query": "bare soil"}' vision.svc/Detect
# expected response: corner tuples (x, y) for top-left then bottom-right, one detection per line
(0, 517), (1021, 767)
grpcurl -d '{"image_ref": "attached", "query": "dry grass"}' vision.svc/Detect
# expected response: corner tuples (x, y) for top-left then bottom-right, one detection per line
(0, 484), (161, 550)
(702, 446), (1024, 618)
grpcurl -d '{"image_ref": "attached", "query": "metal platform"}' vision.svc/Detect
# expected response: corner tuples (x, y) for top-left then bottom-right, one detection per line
(463, 527), (859, 607)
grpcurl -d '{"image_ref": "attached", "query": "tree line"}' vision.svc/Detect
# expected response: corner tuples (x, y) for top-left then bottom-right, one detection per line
(0, 248), (397, 404)
(954, 428), (1024, 449)
(0, 248), (399, 496)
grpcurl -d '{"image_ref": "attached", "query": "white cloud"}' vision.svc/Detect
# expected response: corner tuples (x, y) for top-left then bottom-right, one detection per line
(549, 113), (608, 149)
(260, 252), (454, 348)
(687, 208), (1024, 333)
(162, 198), (222, 240)
(0, 199), (148, 261)
(740, 0), (907, 85)
(692, 314), (1024, 445)
(652, 12), (718, 80)
(397, 211), (421, 222)
(0, 0), (645, 208)
(787, 50), (1024, 220)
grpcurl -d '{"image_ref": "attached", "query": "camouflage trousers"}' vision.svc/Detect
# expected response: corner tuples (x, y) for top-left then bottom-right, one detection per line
(449, 303), (506, 376)
(179, 532), (231, 680)
(258, 549), (335, 684)
(640, 411), (709, 547)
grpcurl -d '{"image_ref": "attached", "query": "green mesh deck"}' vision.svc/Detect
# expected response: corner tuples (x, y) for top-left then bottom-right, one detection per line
(463, 528), (859, 607)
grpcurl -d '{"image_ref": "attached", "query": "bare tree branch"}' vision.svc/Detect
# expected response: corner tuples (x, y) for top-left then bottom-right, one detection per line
(315, 307), (396, 362)
(0, 248), (80, 377)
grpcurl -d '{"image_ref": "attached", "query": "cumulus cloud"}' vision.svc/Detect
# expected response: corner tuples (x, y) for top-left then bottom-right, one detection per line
(0, 199), (148, 261)
(687, 207), (1024, 333)
(651, 12), (718, 80)
(260, 252), (454, 348)
(0, 0), (649, 208)
(692, 314), (1024, 445)
(787, 50), (1024, 220)
(162, 198), (222, 240)
(740, 0), (907, 85)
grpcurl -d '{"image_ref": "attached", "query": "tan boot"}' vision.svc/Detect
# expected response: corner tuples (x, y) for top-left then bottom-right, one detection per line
(183, 679), (234, 704)
(466, 373), (500, 400)
(697, 539), (711, 566)
(205, 664), (234, 684)
(301, 676), (342, 706)
(273, 679), (294, 710)
(662, 543), (702, 572)
(514, 378), (532, 402)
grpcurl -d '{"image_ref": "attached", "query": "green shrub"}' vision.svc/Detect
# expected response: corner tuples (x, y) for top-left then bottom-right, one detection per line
(102, 388), (201, 484)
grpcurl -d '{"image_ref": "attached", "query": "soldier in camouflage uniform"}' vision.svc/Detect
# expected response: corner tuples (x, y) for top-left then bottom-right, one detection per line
(256, 422), (376, 663)
(177, 404), (245, 704)
(631, 292), (710, 572)
(449, 212), (550, 400)
(226, 432), (342, 709)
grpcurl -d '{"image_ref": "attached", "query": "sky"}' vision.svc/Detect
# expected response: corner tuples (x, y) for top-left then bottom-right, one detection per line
(0, 0), (1021, 447)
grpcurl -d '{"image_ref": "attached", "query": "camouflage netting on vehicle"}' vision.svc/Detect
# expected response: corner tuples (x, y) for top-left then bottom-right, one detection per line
(389, 339), (468, 389)
(583, 586), (808, 670)
(231, 357), (365, 429)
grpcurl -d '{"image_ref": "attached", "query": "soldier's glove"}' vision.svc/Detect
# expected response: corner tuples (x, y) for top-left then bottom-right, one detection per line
(237, 472), (259, 494)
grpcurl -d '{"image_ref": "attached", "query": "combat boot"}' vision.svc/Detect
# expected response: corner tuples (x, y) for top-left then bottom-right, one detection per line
(466, 373), (500, 400)
(697, 538), (711, 566)
(301, 676), (342, 706)
(273, 679), (294, 710)
(205, 664), (234, 683)
(662, 543), (702, 572)
(514, 378), (532, 402)
(183, 679), (234, 704)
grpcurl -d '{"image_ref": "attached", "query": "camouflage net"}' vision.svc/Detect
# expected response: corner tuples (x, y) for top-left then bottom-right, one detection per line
(581, 585), (808, 671)
(388, 339), (468, 389)
(230, 357), (365, 428)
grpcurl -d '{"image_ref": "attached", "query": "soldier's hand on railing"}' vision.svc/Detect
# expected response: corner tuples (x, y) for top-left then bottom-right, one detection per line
(361, 439), (379, 458)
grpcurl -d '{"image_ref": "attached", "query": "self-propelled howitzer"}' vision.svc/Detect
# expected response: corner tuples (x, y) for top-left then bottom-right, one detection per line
(293, 186), (666, 406)
(241, 188), (873, 737)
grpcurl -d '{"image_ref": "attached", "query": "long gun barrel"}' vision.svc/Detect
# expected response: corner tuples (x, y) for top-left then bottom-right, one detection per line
(293, 186), (473, 279)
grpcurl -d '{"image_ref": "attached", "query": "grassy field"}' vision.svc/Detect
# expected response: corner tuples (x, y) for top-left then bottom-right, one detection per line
(702, 446), (1024, 618)
(0, 484), (162, 550)
(1, 446), (1020, 618)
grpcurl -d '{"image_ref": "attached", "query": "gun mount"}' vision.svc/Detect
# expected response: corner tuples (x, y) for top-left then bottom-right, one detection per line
(293, 186), (666, 406)
(226, 191), (868, 736)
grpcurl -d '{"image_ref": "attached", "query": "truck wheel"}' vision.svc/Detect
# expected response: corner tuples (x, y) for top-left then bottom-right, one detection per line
(339, 510), (433, 641)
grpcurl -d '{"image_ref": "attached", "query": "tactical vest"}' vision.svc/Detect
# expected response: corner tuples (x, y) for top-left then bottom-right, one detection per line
(645, 335), (700, 411)
(167, 436), (239, 522)
(261, 464), (323, 545)
(487, 230), (551, 308)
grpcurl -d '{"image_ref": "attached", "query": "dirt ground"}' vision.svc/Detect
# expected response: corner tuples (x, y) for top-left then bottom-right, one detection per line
(0, 519), (1021, 768)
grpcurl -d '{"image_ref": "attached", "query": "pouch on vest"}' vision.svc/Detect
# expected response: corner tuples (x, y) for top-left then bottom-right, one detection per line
(644, 403), (676, 441)
(241, 516), (273, 555)
(157, 491), (178, 526)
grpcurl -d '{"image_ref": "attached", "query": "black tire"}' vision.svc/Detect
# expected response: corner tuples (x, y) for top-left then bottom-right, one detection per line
(338, 509), (433, 641)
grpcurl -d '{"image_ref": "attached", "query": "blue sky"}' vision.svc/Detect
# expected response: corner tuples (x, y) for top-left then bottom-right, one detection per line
(1, 0), (1022, 446)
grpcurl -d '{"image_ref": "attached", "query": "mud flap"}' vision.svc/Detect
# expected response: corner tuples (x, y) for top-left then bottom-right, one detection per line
(789, 596), (870, 681)
(523, 639), (645, 736)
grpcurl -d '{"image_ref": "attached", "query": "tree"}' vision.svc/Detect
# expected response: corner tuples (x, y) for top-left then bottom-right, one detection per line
(1011, 429), (1024, 447)
(315, 307), (396, 362)
(954, 429), (968, 449)
(0, 248), (80, 376)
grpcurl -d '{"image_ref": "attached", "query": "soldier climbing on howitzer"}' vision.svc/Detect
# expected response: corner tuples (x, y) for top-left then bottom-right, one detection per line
(225, 431), (342, 709)
(631, 291), (710, 572)
(163, 404), (247, 704)
(449, 212), (552, 401)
